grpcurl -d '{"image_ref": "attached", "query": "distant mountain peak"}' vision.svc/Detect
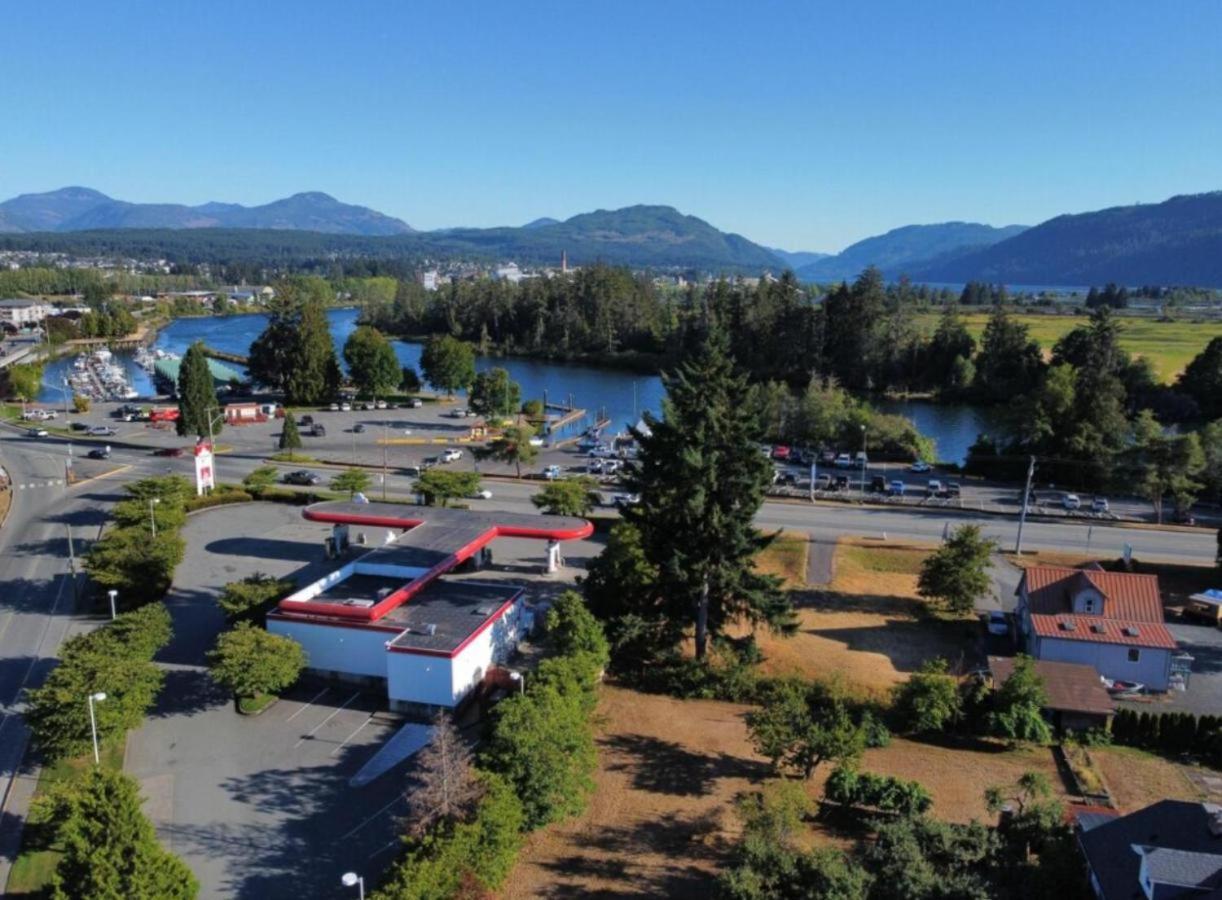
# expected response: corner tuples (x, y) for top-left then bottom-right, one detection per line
(0, 187), (414, 236)
(523, 216), (560, 229)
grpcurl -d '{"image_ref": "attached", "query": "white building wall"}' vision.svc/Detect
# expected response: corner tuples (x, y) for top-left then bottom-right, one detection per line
(450, 598), (525, 703)
(1033, 636), (1172, 690)
(268, 619), (392, 679)
(387, 653), (455, 707)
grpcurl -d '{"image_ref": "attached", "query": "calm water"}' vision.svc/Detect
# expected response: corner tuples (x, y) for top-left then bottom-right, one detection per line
(37, 309), (994, 462)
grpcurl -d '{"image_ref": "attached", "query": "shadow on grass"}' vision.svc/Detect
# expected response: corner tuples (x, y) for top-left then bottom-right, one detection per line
(599, 733), (770, 797)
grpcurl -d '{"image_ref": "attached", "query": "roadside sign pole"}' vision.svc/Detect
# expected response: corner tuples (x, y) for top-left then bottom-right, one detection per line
(66, 524), (79, 605)
(809, 462), (816, 503)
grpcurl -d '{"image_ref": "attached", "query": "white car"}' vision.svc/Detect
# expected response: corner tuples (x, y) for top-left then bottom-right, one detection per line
(375, 400), (388, 410)
(528, 436), (545, 447)
(1091, 497), (1110, 513)
(469, 488), (493, 500)
(587, 445), (617, 459)
(27, 427), (48, 438)
(340, 402), (352, 412)
(834, 453), (852, 468)
(910, 460), (932, 473)
(1063, 494), (1081, 510)
(329, 402), (340, 411)
(542, 464), (563, 480)
(441, 448), (463, 463)
(986, 610), (1008, 636)
(613, 493), (640, 508)
(407, 398), (423, 409)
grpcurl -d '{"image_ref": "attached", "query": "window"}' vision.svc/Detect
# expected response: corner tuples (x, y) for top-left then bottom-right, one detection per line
(1128, 648), (1141, 663)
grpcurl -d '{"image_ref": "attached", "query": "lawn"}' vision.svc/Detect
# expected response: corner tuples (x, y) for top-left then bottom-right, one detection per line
(913, 312), (1222, 383)
(1090, 745), (1204, 813)
(746, 538), (977, 698)
(754, 530), (810, 588)
(504, 687), (1069, 897)
(5, 740), (125, 896)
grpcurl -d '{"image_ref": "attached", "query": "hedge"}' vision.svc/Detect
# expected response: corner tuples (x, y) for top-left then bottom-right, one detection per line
(824, 765), (933, 817)
(1111, 708), (1222, 764)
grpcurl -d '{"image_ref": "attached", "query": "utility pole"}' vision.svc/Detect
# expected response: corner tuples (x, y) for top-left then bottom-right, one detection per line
(1014, 455), (1036, 555)
(66, 523), (79, 605)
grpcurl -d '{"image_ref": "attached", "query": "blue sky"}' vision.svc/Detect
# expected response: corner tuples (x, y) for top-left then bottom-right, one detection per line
(2, 0), (1221, 251)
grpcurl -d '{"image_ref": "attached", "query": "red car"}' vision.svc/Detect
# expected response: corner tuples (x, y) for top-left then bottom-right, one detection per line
(771, 445), (791, 461)
(152, 447), (184, 457)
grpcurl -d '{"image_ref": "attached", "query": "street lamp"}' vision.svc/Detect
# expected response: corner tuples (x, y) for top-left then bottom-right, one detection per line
(107, 589), (118, 620)
(87, 691), (107, 764)
(341, 871), (365, 900)
(508, 670), (525, 695)
(148, 497), (161, 538)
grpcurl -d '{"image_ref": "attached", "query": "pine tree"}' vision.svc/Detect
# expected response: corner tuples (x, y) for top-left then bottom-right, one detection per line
(40, 768), (198, 900)
(285, 298), (340, 405)
(279, 414), (302, 451)
(343, 325), (400, 399)
(176, 341), (219, 438)
(404, 712), (482, 837)
(622, 327), (794, 660)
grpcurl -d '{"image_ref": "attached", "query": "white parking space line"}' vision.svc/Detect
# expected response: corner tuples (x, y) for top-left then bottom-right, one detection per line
(294, 691), (360, 747)
(285, 687), (330, 722)
(338, 793), (406, 841)
(330, 713), (376, 756)
(368, 839), (399, 860)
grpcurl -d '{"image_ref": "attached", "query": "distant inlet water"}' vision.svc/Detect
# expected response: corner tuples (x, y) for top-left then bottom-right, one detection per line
(37, 308), (997, 464)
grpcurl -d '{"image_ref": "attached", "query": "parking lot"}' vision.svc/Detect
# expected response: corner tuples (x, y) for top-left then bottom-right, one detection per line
(124, 504), (415, 899)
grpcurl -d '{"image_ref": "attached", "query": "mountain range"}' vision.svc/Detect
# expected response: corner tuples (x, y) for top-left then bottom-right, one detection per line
(797, 222), (1028, 282)
(3, 186), (1222, 285)
(0, 187), (414, 236)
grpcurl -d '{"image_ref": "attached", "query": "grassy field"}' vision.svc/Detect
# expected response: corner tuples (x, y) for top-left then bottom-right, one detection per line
(5, 740), (126, 896)
(913, 312), (1222, 382)
(753, 531), (810, 588)
(1090, 745), (1205, 812)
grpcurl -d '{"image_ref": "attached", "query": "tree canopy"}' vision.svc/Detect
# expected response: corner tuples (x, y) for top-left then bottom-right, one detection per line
(420, 335), (476, 396)
(176, 340), (219, 438)
(917, 524), (996, 616)
(343, 325), (401, 398)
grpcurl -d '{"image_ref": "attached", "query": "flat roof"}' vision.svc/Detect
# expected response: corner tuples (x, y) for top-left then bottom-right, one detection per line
(282, 501), (592, 623)
(384, 579), (521, 655)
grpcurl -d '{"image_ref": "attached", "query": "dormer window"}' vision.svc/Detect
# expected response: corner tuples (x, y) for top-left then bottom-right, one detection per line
(1073, 588), (1105, 616)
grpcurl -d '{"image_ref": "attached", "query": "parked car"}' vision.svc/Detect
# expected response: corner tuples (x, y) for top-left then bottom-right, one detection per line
(311, 423), (326, 437)
(375, 400), (388, 410)
(87, 447), (110, 460)
(70, 422), (89, 432)
(777, 470), (798, 486)
(528, 436), (545, 447)
(834, 453), (852, 468)
(87, 425), (116, 436)
(283, 470), (322, 486)
(300, 415), (314, 426)
(945, 481), (962, 497)
(353, 423), (366, 433)
(832, 474), (850, 490)
(820, 449), (837, 465)
(869, 474), (887, 493)
(910, 460), (932, 473)
(613, 493), (640, 508)
(340, 402), (352, 412)
(152, 447), (183, 457)
(449, 408), (470, 418)
(771, 445), (791, 461)
(888, 479), (906, 495)
(27, 427), (48, 437)
(1171, 509), (1197, 525)
(329, 402), (340, 411)
(1091, 497), (1110, 513)
(469, 488), (493, 500)
(815, 474), (832, 490)
(422, 455), (441, 468)
(986, 610), (1008, 636)
(855, 451), (868, 467)
(407, 398), (423, 408)
(442, 448), (463, 463)
(927, 479), (943, 495)
(1062, 494), (1081, 510)
(542, 464), (563, 480)
(362, 402), (375, 411)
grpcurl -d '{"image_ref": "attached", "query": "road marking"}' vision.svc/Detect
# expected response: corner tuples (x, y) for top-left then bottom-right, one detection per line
(285, 686), (330, 722)
(330, 713), (376, 756)
(338, 793), (406, 841)
(368, 839), (400, 859)
(294, 692), (360, 747)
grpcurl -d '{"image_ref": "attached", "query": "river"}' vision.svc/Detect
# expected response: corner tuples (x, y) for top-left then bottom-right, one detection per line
(37, 309), (997, 464)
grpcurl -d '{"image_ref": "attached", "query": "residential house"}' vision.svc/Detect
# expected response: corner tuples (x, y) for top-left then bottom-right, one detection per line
(1014, 566), (1177, 691)
(1078, 800), (1222, 899)
(986, 656), (1114, 732)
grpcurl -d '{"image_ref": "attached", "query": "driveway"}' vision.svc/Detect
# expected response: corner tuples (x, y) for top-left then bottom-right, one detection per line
(125, 504), (413, 899)
(1116, 622), (1222, 716)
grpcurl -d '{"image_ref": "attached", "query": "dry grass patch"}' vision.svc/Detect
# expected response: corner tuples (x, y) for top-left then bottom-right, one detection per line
(754, 531), (809, 588)
(1090, 746), (1204, 812)
(503, 686), (770, 900)
(747, 538), (976, 697)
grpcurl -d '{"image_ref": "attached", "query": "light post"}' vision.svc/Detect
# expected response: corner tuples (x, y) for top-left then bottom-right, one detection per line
(107, 588), (118, 620)
(859, 425), (867, 495)
(509, 670), (525, 695)
(87, 691), (107, 764)
(341, 871), (365, 900)
(148, 497), (161, 538)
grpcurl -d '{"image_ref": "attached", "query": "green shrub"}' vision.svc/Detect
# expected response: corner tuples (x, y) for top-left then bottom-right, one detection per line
(824, 765), (932, 816)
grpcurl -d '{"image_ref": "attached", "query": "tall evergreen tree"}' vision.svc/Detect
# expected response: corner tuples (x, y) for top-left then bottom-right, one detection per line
(285, 298), (341, 404)
(973, 304), (1044, 402)
(279, 414), (302, 451)
(622, 328), (795, 660)
(176, 340), (219, 438)
(38, 768), (198, 900)
(1179, 336), (1222, 420)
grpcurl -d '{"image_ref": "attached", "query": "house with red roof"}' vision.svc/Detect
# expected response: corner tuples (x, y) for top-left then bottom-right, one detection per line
(1014, 566), (1178, 691)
